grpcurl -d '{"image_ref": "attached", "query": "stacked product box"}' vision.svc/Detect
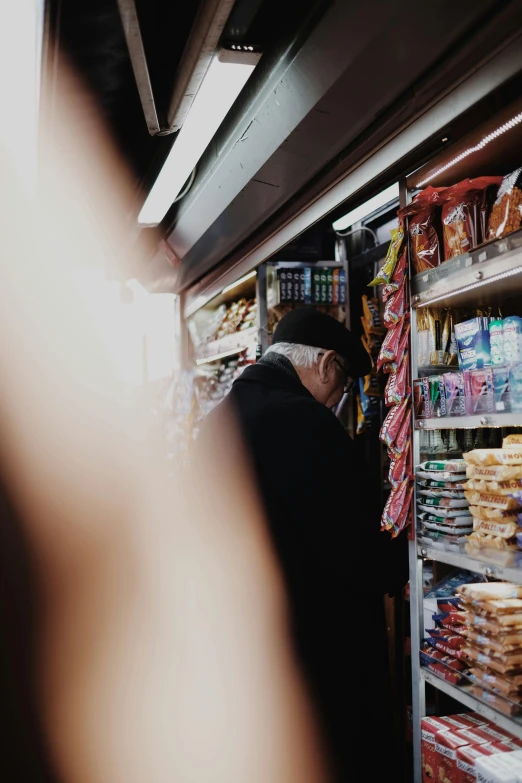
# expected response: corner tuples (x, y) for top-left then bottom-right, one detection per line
(457, 582), (522, 717)
(421, 712), (522, 783)
(277, 267), (346, 305)
(463, 435), (522, 554)
(416, 459), (472, 549)
(414, 315), (522, 420)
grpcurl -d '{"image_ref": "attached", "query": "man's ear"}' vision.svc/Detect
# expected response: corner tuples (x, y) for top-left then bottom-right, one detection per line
(318, 350), (335, 383)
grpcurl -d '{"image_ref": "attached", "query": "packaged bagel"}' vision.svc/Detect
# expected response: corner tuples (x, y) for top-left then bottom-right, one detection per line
(466, 464), (522, 481)
(464, 448), (522, 466)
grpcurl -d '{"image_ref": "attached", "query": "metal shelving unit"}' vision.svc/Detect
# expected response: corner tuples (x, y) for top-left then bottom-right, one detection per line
(194, 326), (258, 365)
(407, 205), (522, 781)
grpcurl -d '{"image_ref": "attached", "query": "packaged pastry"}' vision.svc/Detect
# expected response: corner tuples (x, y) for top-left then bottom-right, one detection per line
(369, 226), (404, 286)
(466, 531), (518, 551)
(487, 168), (522, 240)
(441, 177), (502, 261)
(463, 645), (522, 673)
(464, 490), (520, 510)
(466, 464), (522, 481)
(468, 667), (522, 696)
(468, 505), (519, 521)
(504, 434), (522, 447)
(456, 584), (522, 604)
(471, 519), (518, 540)
(397, 186), (445, 273)
(468, 685), (522, 716)
(464, 449), (522, 466)
(463, 628), (522, 653)
(465, 478), (522, 493)
(380, 396), (410, 448)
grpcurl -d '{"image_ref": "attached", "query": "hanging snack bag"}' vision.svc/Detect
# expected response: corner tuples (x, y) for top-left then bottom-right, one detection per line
(377, 318), (404, 371)
(368, 226), (404, 286)
(380, 395), (410, 449)
(398, 186), (446, 273)
(362, 295), (385, 335)
(441, 177), (502, 261)
(487, 168), (522, 240)
(382, 248), (408, 301)
(390, 411), (411, 460)
(383, 278), (407, 328)
(381, 476), (412, 531)
(389, 441), (411, 488)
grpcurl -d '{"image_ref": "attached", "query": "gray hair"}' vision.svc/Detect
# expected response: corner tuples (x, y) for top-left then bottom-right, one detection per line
(264, 341), (323, 369)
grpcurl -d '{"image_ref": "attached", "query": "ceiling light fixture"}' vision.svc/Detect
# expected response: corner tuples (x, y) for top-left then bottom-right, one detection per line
(221, 270), (256, 294)
(138, 48), (261, 226)
(332, 182), (399, 232)
(416, 111), (522, 187)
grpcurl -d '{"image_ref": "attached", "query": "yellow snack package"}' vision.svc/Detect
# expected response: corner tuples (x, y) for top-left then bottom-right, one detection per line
(368, 226), (404, 286)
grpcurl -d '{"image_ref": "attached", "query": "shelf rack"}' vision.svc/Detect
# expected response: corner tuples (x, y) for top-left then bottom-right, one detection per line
(194, 326), (258, 365)
(407, 210), (522, 780)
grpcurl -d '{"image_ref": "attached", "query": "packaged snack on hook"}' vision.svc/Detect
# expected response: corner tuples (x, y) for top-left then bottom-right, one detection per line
(380, 396), (410, 449)
(383, 278), (407, 328)
(487, 167), (522, 240)
(377, 318), (404, 371)
(368, 226), (404, 286)
(382, 248), (408, 301)
(441, 177), (502, 261)
(398, 186), (446, 273)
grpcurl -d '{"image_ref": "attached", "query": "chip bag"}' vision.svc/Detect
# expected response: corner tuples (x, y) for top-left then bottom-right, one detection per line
(368, 226), (404, 286)
(398, 186), (446, 273)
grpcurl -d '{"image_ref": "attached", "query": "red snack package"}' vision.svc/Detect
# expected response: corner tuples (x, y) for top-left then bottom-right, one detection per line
(384, 352), (409, 407)
(382, 248), (408, 301)
(377, 319), (403, 371)
(426, 639), (468, 659)
(392, 482), (414, 536)
(398, 186), (446, 273)
(441, 177), (502, 261)
(390, 409), (411, 459)
(383, 278), (407, 328)
(428, 628), (465, 649)
(391, 317), (410, 372)
(379, 395), (410, 448)
(381, 476), (413, 532)
(389, 441), (411, 488)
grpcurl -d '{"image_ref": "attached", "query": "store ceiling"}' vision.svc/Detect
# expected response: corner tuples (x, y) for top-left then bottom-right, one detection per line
(49, 0), (522, 294)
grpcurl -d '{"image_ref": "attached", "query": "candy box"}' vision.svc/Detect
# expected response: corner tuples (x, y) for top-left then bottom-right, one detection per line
(464, 369), (495, 416)
(455, 318), (492, 371)
(414, 378), (430, 419)
(445, 372), (467, 417)
(422, 717), (460, 783)
(429, 374), (448, 417)
(457, 742), (514, 783)
(435, 729), (473, 783)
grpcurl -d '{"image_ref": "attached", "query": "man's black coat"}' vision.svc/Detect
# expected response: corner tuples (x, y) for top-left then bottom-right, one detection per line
(208, 356), (408, 780)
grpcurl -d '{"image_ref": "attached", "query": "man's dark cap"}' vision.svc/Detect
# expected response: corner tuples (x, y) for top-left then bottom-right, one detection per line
(272, 308), (372, 378)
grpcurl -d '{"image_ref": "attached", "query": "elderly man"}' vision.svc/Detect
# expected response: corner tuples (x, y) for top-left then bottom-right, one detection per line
(208, 308), (408, 781)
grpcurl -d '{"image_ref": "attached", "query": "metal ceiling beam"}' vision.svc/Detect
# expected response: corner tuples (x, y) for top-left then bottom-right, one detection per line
(116, 0), (161, 135)
(167, 0), (237, 132)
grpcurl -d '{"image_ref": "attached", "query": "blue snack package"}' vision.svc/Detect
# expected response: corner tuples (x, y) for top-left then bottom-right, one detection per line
(503, 316), (522, 364)
(510, 362), (522, 412)
(443, 372), (466, 417)
(454, 317), (491, 371)
(491, 366), (511, 413)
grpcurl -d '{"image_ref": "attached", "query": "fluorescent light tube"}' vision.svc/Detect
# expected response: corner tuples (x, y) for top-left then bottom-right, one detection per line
(138, 49), (261, 226)
(222, 270), (256, 294)
(332, 182), (399, 232)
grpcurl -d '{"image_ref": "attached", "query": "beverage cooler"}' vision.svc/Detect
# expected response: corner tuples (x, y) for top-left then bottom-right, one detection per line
(176, 24), (522, 783)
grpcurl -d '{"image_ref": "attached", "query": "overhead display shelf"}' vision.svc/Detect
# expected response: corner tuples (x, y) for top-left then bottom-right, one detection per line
(420, 668), (522, 740)
(416, 413), (522, 430)
(411, 227), (522, 309)
(194, 326), (257, 365)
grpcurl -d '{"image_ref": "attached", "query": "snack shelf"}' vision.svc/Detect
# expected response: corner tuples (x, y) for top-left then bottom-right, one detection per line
(420, 667), (522, 739)
(417, 544), (522, 585)
(415, 413), (522, 430)
(411, 227), (522, 309)
(194, 326), (258, 365)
